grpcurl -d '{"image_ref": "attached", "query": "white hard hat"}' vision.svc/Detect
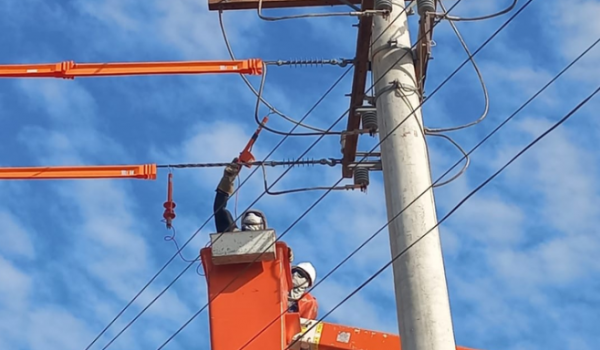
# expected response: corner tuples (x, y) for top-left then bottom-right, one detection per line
(293, 262), (316, 287)
(242, 212), (264, 231)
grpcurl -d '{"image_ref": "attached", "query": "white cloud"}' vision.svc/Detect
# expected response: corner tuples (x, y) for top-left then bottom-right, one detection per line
(0, 211), (35, 259)
(73, 0), (261, 59)
(0, 256), (32, 308)
(17, 80), (97, 125)
(546, 0), (600, 81)
(27, 307), (96, 350)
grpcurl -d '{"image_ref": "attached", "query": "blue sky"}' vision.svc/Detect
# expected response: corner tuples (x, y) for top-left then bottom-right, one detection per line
(0, 0), (599, 349)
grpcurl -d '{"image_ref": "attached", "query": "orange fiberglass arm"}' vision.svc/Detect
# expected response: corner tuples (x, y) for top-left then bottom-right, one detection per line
(0, 58), (263, 79)
(0, 164), (156, 180)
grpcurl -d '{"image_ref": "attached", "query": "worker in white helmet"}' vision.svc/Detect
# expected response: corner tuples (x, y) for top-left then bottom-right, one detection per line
(214, 159), (319, 319)
(288, 261), (318, 319)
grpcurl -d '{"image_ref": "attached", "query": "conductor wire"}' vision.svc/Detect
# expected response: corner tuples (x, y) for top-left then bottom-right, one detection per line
(218, 10), (344, 135)
(152, 1), (490, 348)
(86, 58), (354, 350)
(287, 83), (600, 350)
(427, 132), (470, 187)
(237, 29), (600, 350)
(259, 164), (360, 195)
(100, 1), (442, 348)
(257, 0), (386, 21)
(425, 0), (490, 133)
(253, 61), (351, 136)
(434, 0), (518, 21)
(149, 2), (425, 349)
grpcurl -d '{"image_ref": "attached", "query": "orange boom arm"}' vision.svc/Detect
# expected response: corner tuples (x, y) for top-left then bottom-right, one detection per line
(0, 164), (157, 180)
(0, 59), (263, 79)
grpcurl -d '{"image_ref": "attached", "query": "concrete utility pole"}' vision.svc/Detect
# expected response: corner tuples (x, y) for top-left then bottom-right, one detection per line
(370, 1), (457, 349)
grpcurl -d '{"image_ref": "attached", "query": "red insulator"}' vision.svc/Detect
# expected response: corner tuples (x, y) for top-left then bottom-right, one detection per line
(163, 173), (176, 228)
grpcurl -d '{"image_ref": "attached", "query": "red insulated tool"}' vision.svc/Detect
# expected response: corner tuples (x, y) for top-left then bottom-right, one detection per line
(238, 116), (269, 168)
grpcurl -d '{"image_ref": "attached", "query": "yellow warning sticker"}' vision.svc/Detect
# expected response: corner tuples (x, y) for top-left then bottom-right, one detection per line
(314, 322), (323, 345)
(300, 322), (323, 349)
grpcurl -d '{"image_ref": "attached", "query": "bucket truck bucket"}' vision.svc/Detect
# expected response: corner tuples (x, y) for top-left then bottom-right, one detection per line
(200, 229), (295, 350)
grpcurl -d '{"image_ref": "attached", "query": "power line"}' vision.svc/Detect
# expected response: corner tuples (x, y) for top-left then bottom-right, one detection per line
(101, 0), (522, 345)
(94, 3), (431, 348)
(157, 158), (343, 169)
(154, 0), (548, 348)
(85, 58), (353, 350)
(243, 32), (600, 350)
(425, 0), (490, 133)
(436, 0), (519, 22)
(289, 82), (600, 349)
(218, 10), (343, 136)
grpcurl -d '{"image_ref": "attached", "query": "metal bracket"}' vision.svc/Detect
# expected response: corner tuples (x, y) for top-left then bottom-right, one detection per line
(348, 160), (382, 171)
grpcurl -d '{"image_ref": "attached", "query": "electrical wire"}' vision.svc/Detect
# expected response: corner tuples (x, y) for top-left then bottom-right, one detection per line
(179, 0), (533, 350)
(98, 1), (455, 348)
(150, 3), (434, 348)
(427, 132), (470, 187)
(435, 0), (518, 22)
(257, 0), (385, 21)
(157, 158), (342, 168)
(143, 74), (357, 350)
(162, 226), (198, 263)
(288, 83), (600, 350)
(235, 32), (600, 350)
(155, 1), (542, 348)
(163, 225), (206, 277)
(84, 57), (354, 350)
(218, 10), (343, 136)
(373, 74), (470, 187)
(255, 63), (351, 136)
(95, 69), (351, 348)
(259, 164), (364, 195)
(425, 0), (490, 133)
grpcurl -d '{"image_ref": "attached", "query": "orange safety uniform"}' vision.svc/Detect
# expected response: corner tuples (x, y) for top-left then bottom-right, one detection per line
(297, 292), (318, 320)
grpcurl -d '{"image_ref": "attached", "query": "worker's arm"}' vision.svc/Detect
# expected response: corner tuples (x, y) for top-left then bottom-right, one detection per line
(213, 160), (241, 232)
(298, 293), (319, 320)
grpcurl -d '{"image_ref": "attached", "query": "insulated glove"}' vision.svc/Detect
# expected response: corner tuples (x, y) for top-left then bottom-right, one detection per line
(217, 158), (242, 195)
(224, 157), (242, 177)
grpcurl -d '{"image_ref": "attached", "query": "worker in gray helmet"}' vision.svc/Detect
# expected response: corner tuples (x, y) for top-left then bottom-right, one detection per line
(213, 158), (268, 233)
(213, 158), (319, 319)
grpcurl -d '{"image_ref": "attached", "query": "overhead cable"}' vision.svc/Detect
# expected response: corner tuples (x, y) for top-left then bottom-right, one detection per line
(100, 0), (456, 347)
(235, 32), (600, 350)
(434, 0), (518, 21)
(94, 5), (427, 347)
(257, 0), (387, 21)
(425, 0), (490, 133)
(157, 158), (342, 169)
(158, 0), (538, 347)
(426, 132), (470, 187)
(162, 0), (525, 342)
(289, 82), (600, 349)
(156, 1), (543, 348)
(85, 0), (507, 348)
(218, 10), (345, 136)
(85, 56), (353, 350)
